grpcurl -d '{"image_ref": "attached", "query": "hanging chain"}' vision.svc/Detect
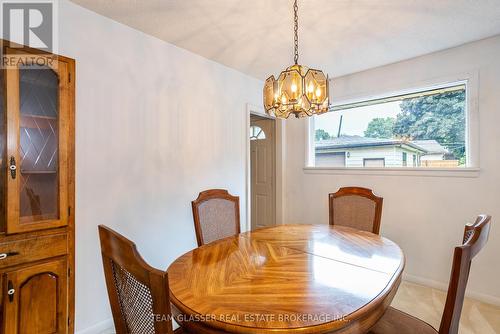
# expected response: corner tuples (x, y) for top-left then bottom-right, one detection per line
(293, 0), (299, 64)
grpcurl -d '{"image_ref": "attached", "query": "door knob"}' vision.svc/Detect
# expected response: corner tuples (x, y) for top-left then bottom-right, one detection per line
(7, 280), (15, 302)
(9, 156), (16, 179)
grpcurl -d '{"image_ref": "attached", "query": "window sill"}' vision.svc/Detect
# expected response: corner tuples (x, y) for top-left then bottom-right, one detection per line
(303, 167), (480, 178)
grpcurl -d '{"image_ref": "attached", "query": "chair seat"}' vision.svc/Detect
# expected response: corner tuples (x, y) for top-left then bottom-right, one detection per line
(369, 307), (438, 334)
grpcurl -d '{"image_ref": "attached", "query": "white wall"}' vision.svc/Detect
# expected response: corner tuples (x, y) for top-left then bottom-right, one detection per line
(57, 1), (262, 332)
(285, 35), (500, 304)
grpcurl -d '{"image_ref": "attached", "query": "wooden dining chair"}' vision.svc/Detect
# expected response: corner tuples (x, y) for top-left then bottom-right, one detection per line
(192, 189), (240, 246)
(98, 225), (184, 334)
(369, 214), (492, 334)
(329, 187), (383, 234)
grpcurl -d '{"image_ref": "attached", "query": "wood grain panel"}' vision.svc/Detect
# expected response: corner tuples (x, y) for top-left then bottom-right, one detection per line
(0, 232), (67, 269)
(18, 272), (58, 333)
(2, 257), (67, 334)
(168, 224), (405, 334)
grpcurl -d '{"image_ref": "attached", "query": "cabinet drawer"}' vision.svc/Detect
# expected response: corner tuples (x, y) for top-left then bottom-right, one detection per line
(0, 233), (68, 269)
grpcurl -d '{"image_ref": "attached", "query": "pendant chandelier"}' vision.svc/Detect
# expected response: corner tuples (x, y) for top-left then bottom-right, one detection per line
(264, 0), (330, 119)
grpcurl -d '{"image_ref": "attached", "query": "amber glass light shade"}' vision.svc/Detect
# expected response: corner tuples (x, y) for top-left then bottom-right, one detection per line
(264, 64), (329, 119)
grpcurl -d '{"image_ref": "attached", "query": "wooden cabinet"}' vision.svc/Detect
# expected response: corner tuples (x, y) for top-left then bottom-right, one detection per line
(2, 258), (68, 334)
(0, 41), (75, 333)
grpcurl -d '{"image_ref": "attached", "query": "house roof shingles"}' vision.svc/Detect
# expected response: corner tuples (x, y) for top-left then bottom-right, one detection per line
(315, 136), (447, 154)
(411, 140), (448, 154)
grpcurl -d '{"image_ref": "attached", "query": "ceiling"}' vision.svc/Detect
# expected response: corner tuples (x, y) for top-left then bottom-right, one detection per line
(70, 0), (500, 80)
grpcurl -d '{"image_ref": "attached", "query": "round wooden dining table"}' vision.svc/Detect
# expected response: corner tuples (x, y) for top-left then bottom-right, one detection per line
(167, 224), (405, 334)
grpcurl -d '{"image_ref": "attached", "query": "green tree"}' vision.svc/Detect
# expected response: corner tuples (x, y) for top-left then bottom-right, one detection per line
(393, 90), (465, 160)
(315, 129), (331, 141)
(364, 117), (395, 139)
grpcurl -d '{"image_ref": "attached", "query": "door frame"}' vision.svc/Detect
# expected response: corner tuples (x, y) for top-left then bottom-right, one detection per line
(245, 103), (285, 231)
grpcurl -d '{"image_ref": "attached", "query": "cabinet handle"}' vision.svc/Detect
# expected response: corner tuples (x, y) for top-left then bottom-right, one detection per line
(0, 252), (19, 260)
(7, 281), (15, 302)
(9, 156), (16, 179)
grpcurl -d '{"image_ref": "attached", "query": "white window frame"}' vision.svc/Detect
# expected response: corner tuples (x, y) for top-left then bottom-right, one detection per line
(305, 71), (480, 178)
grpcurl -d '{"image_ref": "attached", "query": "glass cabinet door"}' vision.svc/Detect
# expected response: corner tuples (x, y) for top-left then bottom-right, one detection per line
(5, 52), (69, 234)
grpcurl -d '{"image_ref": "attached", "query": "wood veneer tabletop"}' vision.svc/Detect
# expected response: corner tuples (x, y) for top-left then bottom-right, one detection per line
(167, 224), (405, 334)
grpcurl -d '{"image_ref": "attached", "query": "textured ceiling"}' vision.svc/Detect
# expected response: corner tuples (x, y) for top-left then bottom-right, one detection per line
(70, 0), (500, 79)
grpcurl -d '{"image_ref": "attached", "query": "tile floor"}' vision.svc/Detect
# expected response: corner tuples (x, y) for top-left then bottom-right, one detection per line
(392, 281), (500, 334)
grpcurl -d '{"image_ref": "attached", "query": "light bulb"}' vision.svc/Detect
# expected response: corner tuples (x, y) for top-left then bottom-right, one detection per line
(315, 87), (322, 98)
(308, 82), (314, 93)
(291, 82), (297, 93)
(281, 95), (287, 104)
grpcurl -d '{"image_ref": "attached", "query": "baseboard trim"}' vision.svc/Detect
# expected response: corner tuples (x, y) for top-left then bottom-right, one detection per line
(75, 318), (114, 334)
(403, 273), (500, 306)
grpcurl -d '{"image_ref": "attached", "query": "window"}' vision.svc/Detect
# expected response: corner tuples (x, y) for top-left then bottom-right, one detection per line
(250, 125), (266, 140)
(312, 83), (467, 168)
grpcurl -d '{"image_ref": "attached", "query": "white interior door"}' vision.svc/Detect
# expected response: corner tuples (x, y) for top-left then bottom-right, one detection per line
(250, 117), (275, 230)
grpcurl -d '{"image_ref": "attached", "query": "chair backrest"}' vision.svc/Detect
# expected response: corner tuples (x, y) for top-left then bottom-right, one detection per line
(98, 225), (173, 334)
(329, 187), (383, 234)
(192, 189), (240, 246)
(439, 214), (491, 334)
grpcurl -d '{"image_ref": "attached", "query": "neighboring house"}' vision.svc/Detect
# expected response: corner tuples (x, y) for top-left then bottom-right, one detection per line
(315, 136), (439, 167)
(412, 140), (459, 167)
(412, 140), (449, 161)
